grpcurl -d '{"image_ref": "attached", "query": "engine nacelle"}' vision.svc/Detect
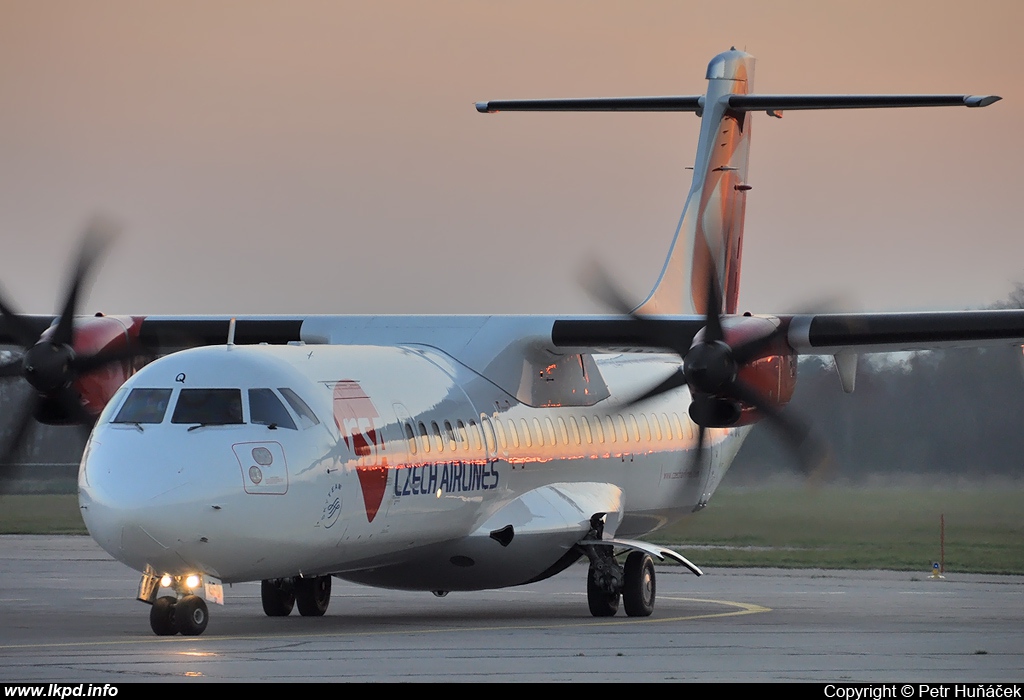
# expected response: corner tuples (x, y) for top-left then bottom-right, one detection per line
(34, 315), (144, 424)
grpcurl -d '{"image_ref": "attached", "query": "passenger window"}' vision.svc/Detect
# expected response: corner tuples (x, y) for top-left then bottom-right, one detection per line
(279, 388), (320, 428)
(431, 421), (444, 452)
(580, 416), (593, 444)
(604, 416), (616, 443)
(249, 389), (297, 430)
(556, 416), (569, 445)
(532, 417), (545, 447)
(569, 416), (581, 445)
(418, 422), (431, 453)
(113, 388), (173, 424)
(444, 420), (458, 451)
(544, 417), (556, 445)
(507, 420), (520, 448)
(404, 422), (417, 455)
(469, 421), (483, 450)
(592, 416), (605, 443)
(519, 418), (533, 448)
(671, 413), (684, 440)
(456, 419), (469, 450)
(172, 389), (243, 426)
(617, 415), (630, 442)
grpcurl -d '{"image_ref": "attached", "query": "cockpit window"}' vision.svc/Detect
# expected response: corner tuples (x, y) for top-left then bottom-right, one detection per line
(249, 389), (297, 430)
(113, 388), (173, 424)
(278, 387), (320, 429)
(171, 389), (243, 426)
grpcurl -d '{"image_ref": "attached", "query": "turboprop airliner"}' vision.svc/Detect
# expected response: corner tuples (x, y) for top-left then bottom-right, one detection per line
(0, 49), (1018, 636)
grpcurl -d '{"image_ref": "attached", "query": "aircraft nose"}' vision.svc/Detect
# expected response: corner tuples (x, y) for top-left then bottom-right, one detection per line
(78, 428), (236, 574)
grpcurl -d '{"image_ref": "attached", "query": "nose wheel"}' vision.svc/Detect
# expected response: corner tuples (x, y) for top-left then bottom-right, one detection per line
(148, 594), (209, 636)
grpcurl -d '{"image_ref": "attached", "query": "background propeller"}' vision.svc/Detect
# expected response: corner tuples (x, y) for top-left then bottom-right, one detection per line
(0, 219), (140, 488)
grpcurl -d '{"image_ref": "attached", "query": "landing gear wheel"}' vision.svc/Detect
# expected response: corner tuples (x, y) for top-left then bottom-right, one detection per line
(295, 575), (331, 617)
(623, 552), (656, 617)
(175, 595), (209, 636)
(261, 579), (295, 617)
(150, 595), (178, 636)
(587, 565), (620, 617)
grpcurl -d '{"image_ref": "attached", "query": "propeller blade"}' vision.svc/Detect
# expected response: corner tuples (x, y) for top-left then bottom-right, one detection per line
(0, 357), (24, 378)
(52, 220), (117, 347)
(581, 261), (692, 354)
(726, 377), (832, 480)
(0, 394), (39, 479)
(624, 367), (688, 407)
(0, 292), (39, 348)
(51, 386), (95, 426)
(685, 417), (708, 489)
(702, 264), (724, 344)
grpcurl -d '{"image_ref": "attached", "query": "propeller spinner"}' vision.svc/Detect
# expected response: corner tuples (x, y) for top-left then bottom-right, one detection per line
(584, 260), (830, 481)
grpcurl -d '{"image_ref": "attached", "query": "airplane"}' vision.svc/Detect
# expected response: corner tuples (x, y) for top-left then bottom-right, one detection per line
(0, 48), (1019, 636)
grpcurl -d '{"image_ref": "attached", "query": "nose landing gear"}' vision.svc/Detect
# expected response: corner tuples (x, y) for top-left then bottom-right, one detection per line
(139, 568), (213, 636)
(147, 592), (210, 636)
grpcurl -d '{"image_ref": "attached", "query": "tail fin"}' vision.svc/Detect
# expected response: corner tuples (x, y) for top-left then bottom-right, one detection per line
(636, 49), (754, 316)
(476, 50), (999, 316)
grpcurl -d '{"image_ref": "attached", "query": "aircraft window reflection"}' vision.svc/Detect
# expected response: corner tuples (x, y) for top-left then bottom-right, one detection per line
(480, 417), (496, 454)
(172, 389), (243, 426)
(671, 413), (684, 440)
(444, 420), (458, 450)
(431, 421), (444, 452)
(568, 416), (581, 445)
(650, 413), (662, 441)
(507, 420), (520, 448)
(113, 388), (173, 424)
(404, 422), (417, 454)
(617, 415), (630, 442)
(494, 419), (508, 450)
(544, 417), (556, 445)
(580, 416), (593, 444)
(556, 416), (569, 445)
(278, 388), (320, 428)
(418, 422), (430, 453)
(469, 420), (483, 450)
(249, 389), (297, 430)
(456, 419), (469, 450)
(519, 418), (532, 448)
(604, 416), (616, 443)
(592, 416), (604, 443)
(659, 413), (671, 441)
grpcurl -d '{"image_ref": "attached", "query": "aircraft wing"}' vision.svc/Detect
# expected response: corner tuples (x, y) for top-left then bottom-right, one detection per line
(553, 310), (1024, 356)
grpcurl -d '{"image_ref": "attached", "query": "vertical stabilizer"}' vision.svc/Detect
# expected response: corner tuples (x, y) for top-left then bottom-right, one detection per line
(635, 48), (755, 316)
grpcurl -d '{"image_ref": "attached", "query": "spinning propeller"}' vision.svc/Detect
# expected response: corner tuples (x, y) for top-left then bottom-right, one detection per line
(0, 221), (140, 482)
(584, 259), (831, 482)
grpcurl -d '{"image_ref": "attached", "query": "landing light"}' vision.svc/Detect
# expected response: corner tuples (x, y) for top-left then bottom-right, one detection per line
(185, 574), (201, 589)
(160, 574), (173, 588)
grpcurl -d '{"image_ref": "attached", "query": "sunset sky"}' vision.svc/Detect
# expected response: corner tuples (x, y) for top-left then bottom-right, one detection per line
(1, 1), (1021, 316)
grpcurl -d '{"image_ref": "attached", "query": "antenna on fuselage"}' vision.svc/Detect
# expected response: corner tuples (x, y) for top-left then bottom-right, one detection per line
(227, 317), (237, 347)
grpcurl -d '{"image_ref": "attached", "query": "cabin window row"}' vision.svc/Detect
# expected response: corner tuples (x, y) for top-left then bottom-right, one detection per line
(400, 411), (694, 455)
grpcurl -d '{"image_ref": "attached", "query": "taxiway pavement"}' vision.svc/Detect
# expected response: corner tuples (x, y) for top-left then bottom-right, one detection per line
(0, 536), (1020, 682)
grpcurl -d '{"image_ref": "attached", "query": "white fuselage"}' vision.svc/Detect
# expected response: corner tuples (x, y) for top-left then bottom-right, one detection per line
(79, 340), (747, 592)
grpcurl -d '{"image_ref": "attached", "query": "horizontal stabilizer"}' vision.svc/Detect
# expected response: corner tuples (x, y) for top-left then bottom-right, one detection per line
(727, 94), (1001, 111)
(475, 94), (1000, 115)
(476, 96), (704, 113)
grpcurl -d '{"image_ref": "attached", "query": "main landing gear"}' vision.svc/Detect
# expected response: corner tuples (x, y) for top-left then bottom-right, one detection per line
(261, 575), (332, 617)
(580, 516), (657, 618)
